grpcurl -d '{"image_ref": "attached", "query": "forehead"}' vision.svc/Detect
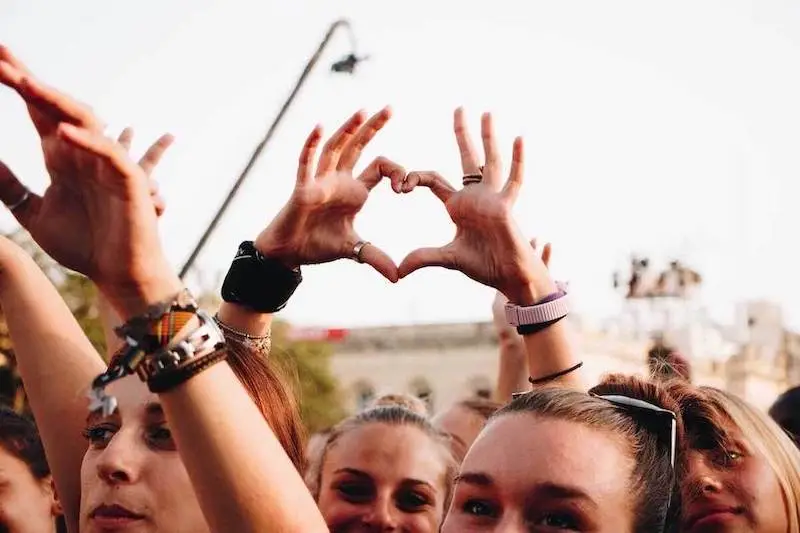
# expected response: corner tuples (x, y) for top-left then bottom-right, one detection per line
(325, 423), (447, 484)
(91, 377), (160, 421)
(465, 415), (633, 496)
(0, 445), (33, 480)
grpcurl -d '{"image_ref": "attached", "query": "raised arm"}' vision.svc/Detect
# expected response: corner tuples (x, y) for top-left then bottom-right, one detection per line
(0, 230), (103, 532)
(399, 108), (583, 390)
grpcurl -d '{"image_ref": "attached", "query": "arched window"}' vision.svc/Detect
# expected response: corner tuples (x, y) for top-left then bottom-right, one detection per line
(409, 377), (434, 411)
(353, 381), (376, 411)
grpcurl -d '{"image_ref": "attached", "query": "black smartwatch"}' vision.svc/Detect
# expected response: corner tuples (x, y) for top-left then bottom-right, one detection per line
(221, 241), (302, 313)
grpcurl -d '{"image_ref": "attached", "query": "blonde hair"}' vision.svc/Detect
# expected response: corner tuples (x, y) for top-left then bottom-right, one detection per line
(701, 387), (800, 532)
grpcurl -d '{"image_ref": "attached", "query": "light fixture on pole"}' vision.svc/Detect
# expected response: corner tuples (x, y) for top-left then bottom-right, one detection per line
(179, 19), (365, 279)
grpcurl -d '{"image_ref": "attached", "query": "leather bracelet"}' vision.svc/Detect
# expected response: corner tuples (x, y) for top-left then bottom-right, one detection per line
(148, 348), (228, 393)
(516, 315), (566, 336)
(528, 362), (584, 385)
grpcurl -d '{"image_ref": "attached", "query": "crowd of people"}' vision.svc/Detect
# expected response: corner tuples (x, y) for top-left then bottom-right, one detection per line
(0, 43), (798, 532)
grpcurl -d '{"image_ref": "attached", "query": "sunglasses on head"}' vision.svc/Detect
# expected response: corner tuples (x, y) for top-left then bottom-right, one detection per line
(510, 391), (677, 469)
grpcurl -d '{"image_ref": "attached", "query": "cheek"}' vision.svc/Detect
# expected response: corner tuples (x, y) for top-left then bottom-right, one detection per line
(317, 486), (367, 527)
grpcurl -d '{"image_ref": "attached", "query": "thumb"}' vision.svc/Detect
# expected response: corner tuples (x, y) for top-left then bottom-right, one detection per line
(355, 240), (399, 283)
(398, 246), (454, 279)
(0, 161), (42, 228)
(541, 242), (552, 268)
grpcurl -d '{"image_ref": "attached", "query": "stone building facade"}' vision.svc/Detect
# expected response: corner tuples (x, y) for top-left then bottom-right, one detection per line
(320, 301), (800, 415)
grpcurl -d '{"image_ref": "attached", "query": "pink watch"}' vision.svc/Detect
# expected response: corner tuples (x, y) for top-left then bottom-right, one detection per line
(504, 287), (570, 328)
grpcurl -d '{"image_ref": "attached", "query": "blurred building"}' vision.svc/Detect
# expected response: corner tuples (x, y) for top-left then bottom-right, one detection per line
(307, 299), (800, 414)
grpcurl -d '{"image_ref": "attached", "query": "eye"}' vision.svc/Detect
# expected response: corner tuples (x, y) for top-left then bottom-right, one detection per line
(462, 499), (498, 518)
(146, 425), (176, 450)
(396, 489), (431, 512)
(535, 512), (580, 530)
(335, 481), (374, 503)
(709, 448), (745, 468)
(82, 424), (117, 448)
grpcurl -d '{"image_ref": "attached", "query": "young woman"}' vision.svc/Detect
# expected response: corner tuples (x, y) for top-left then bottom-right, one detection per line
(443, 376), (680, 532)
(313, 400), (457, 532)
(669, 382), (800, 533)
(0, 407), (64, 533)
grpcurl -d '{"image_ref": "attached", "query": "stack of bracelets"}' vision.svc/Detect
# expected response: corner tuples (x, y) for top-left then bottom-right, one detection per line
(88, 289), (227, 416)
(88, 240), (304, 416)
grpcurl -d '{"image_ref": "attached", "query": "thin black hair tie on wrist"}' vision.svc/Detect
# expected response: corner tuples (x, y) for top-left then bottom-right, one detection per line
(528, 362), (584, 386)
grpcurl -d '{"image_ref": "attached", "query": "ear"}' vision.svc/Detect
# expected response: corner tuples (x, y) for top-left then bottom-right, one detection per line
(42, 475), (63, 517)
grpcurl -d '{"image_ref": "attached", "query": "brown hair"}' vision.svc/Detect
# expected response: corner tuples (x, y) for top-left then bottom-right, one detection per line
(313, 404), (457, 516)
(493, 375), (682, 533)
(224, 337), (306, 473)
(457, 398), (503, 421)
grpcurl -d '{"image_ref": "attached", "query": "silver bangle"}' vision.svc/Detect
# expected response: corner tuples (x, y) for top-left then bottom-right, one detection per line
(213, 314), (272, 354)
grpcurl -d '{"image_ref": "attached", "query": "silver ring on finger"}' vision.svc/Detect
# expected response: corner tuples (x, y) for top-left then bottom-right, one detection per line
(352, 240), (370, 263)
(6, 189), (31, 212)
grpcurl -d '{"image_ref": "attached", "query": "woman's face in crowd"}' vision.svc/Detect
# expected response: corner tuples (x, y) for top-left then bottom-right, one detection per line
(317, 422), (450, 532)
(442, 415), (636, 532)
(432, 405), (486, 463)
(681, 425), (788, 533)
(0, 444), (59, 533)
(79, 377), (208, 533)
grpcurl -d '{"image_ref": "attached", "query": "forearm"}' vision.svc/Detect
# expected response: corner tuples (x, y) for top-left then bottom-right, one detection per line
(0, 246), (104, 532)
(160, 363), (326, 533)
(97, 292), (123, 357)
(108, 273), (321, 531)
(495, 339), (529, 402)
(506, 279), (584, 391)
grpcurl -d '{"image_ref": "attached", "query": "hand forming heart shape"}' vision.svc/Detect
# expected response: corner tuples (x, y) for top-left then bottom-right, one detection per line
(255, 106), (555, 303)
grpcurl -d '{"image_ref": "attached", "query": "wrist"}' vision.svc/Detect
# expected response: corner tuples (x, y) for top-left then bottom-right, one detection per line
(253, 233), (300, 270)
(502, 279), (558, 306)
(100, 266), (184, 320)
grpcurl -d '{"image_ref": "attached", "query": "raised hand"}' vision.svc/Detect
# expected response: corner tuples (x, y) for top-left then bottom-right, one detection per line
(254, 107), (406, 282)
(0, 47), (174, 293)
(117, 127), (175, 216)
(399, 108), (555, 304)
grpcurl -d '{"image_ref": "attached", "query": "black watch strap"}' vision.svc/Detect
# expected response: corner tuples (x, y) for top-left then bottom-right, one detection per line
(221, 241), (302, 313)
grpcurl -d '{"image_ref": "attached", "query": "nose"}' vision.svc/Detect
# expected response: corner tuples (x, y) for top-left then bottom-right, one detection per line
(361, 493), (399, 531)
(683, 450), (724, 498)
(95, 429), (144, 486)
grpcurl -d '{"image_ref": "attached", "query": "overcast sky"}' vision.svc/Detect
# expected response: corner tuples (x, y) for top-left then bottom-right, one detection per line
(1, 0), (799, 331)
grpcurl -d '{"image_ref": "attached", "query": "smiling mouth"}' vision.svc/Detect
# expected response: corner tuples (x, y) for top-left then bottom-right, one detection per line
(686, 508), (742, 530)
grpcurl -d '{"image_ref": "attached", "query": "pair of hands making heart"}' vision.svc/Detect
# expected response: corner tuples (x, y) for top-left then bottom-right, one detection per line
(0, 43), (554, 314)
(255, 107), (556, 305)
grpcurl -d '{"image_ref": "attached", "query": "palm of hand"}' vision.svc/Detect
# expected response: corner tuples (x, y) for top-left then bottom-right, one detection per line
(279, 174), (369, 265)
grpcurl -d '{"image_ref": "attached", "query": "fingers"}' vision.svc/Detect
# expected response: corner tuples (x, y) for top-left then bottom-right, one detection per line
(117, 128), (134, 151)
(541, 243), (552, 268)
(0, 160), (42, 228)
(316, 111), (365, 175)
(15, 76), (102, 132)
(357, 156), (406, 192)
(398, 246), (455, 279)
(297, 125), (323, 185)
(502, 136), (524, 201)
(481, 112), (503, 188)
(401, 171), (456, 203)
(0, 46), (31, 75)
(454, 107), (481, 174)
(138, 133), (175, 175)
(355, 241), (399, 283)
(56, 123), (139, 187)
(337, 107), (392, 172)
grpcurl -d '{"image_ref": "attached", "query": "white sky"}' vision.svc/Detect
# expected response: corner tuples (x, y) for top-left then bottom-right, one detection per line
(1, 0), (799, 330)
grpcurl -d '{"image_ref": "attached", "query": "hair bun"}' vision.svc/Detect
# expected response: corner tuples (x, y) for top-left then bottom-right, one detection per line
(369, 393), (429, 416)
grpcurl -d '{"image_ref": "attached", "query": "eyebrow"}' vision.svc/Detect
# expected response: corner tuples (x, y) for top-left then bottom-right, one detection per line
(453, 471), (494, 487)
(334, 468), (436, 490)
(532, 482), (598, 509)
